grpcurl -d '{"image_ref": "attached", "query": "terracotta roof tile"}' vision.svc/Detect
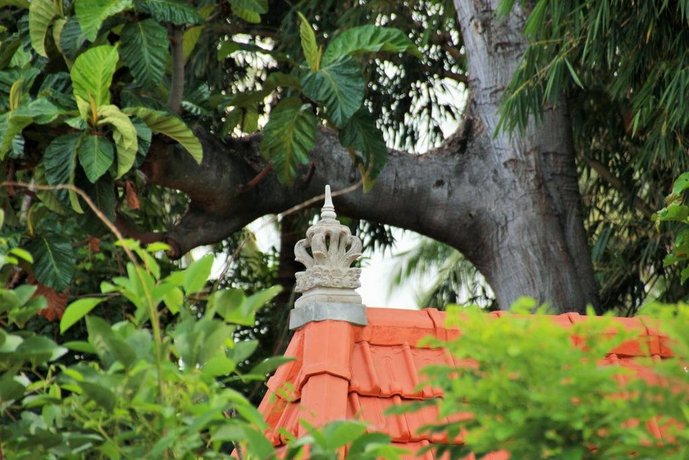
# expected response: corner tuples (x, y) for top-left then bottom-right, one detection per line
(259, 308), (676, 455)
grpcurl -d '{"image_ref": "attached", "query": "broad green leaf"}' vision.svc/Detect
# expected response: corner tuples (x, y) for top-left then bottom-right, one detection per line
(339, 108), (388, 188)
(298, 12), (320, 71)
(71, 45), (119, 118)
(249, 355), (293, 376)
(59, 17), (87, 60)
(182, 25), (204, 60)
(228, 0), (267, 24)
(78, 134), (115, 182)
(241, 427), (276, 459)
(28, 233), (76, 291)
(0, 0), (29, 7)
(0, 111), (33, 158)
(230, 339), (259, 363)
(120, 19), (168, 87)
(217, 40), (240, 60)
(673, 172), (689, 195)
(321, 420), (368, 449)
(215, 285), (280, 326)
(79, 381), (116, 412)
(301, 56), (365, 127)
(42, 133), (82, 210)
(260, 97), (317, 184)
(202, 355), (236, 376)
(183, 254), (213, 294)
(124, 107), (202, 163)
(75, 0), (133, 42)
(14, 335), (67, 363)
(322, 25), (420, 66)
(86, 315), (136, 368)
(52, 17), (66, 55)
(0, 373), (25, 402)
(60, 298), (106, 333)
(136, 0), (202, 25)
(28, 0), (58, 57)
(97, 105), (138, 177)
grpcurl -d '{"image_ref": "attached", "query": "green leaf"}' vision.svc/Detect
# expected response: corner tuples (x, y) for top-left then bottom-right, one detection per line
(298, 12), (320, 71)
(79, 381), (116, 412)
(124, 107), (202, 163)
(340, 108), (388, 187)
(75, 0), (133, 42)
(182, 25), (204, 60)
(28, 233), (76, 291)
(673, 172), (689, 195)
(301, 56), (365, 127)
(97, 105), (139, 177)
(42, 133), (82, 210)
(214, 285), (280, 326)
(120, 19), (168, 87)
(322, 25), (420, 66)
(135, 0), (202, 25)
(183, 254), (213, 294)
(60, 298), (106, 334)
(28, 0), (58, 57)
(260, 97), (317, 184)
(71, 45), (119, 117)
(0, 111), (33, 158)
(86, 315), (136, 368)
(59, 17), (87, 60)
(228, 0), (267, 24)
(241, 426), (276, 459)
(249, 356), (293, 376)
(321, 420), (368, 449)
(202, 355), (236, 376)
(78, 134), (115, 182)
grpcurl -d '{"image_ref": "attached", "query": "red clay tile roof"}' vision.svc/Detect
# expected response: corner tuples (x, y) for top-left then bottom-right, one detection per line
(257, 308), (674, 458)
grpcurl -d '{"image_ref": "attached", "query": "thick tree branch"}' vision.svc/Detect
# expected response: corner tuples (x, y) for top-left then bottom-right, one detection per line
(142, 126), (491, 262)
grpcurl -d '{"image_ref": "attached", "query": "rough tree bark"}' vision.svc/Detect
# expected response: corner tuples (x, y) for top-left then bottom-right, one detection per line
(134, 1), (599, 312)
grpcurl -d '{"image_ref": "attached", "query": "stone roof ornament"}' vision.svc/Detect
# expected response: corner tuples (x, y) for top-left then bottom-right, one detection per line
(289, 185), (367, 329)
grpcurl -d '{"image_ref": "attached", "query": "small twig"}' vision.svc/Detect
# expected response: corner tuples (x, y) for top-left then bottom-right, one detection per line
(237, 164), (272, 194)
(278, 181), (362, 219)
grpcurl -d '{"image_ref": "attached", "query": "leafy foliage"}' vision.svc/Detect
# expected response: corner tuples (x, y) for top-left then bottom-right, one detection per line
(406, 302), (689, 458)
(0, 231), (400, 458)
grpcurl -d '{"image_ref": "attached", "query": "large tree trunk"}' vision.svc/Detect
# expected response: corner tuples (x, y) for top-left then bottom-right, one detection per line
(135, 0), (599, 313)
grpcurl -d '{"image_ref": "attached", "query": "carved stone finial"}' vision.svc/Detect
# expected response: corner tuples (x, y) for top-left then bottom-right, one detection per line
(289, 185), (367, 329)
